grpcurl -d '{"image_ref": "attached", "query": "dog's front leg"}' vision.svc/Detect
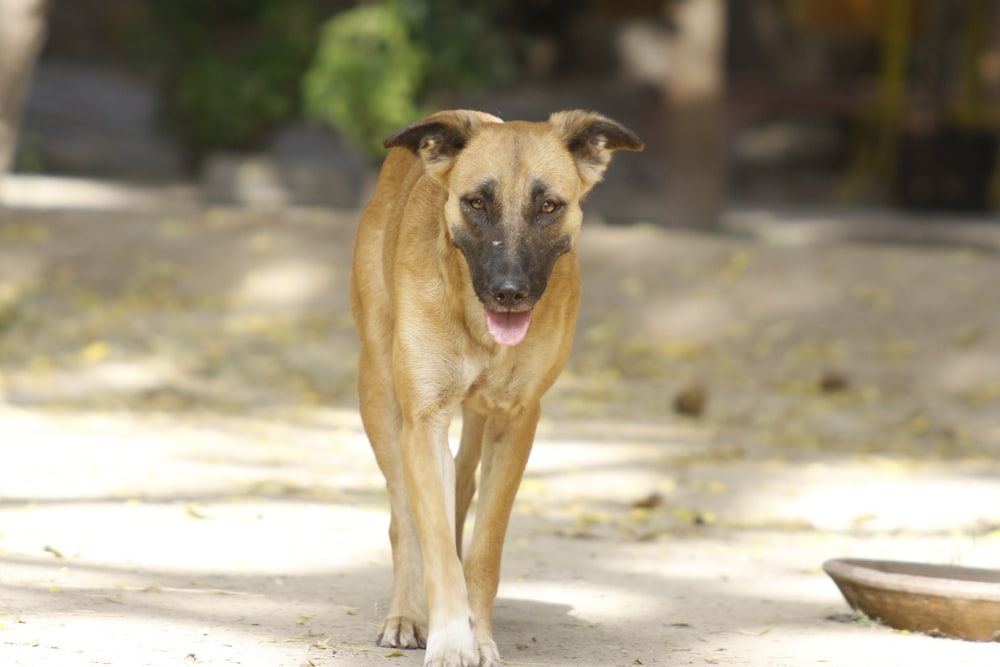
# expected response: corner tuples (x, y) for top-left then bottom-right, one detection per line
(462, 401), (541, 667)
(401, 415), (479, 667)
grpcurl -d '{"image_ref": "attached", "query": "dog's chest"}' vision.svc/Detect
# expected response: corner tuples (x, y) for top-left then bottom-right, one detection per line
(460, 351), (531, 414)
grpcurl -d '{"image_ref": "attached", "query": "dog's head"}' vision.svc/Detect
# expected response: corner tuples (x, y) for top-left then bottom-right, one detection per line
(385, 110), (642, 346)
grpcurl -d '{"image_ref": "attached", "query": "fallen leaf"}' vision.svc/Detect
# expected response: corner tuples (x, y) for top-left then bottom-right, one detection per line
(80, 341), (110, 364)
(850, 284), (893, 311)
(719, 250), (752, 281)
(881, 339), (916, 360)
(184, 503), (211, 520)
(631, 493), (663, 509)
(44, 545), (65, 559)
(704, 481), (728, 495)
(819, 370), (850, 393)
(384, 651), (405, 657)
(953, 325), (982, 348)
(738, 627), (772, 636)
(619, 277), (644, 297)
(674, 384), (707, 417)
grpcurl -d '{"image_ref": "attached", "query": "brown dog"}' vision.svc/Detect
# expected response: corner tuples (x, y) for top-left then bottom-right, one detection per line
(350, 110), (642, 667)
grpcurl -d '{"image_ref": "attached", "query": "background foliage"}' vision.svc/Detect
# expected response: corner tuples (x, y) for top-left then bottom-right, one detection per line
(141, 0), (516, 164)
(303, 0), (515, 158)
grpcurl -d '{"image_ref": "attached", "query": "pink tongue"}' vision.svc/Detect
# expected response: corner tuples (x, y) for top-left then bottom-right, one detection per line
(485, 309), (532, 346)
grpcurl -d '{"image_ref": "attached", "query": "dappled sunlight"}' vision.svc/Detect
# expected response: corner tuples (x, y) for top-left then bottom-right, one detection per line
(0, 208), (359, 411)
(2, 208), (1000, 665)
(0, 406), (380, 503)
(236, 259), (336, 311)
(0, 175), (199, 212)
(500, 580), (663, 623)
(513, 432), (1000, 539)
(4, 402), (1000, 666)
(2, 500), (387, 574)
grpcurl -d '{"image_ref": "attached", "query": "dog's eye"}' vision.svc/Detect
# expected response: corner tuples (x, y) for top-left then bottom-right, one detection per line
(539, 200), (559, 214)
(467, 198), (485, 210)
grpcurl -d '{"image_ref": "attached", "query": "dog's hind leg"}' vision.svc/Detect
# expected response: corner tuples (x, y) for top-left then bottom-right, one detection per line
(358, 349), (428, 650)
(454, 406), (485, 559)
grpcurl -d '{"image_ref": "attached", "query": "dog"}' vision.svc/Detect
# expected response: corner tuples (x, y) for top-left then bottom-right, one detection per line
(350, 109), (642, 667)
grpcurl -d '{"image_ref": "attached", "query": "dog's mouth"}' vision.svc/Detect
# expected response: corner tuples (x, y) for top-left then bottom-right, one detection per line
(485, 308), (532, 346)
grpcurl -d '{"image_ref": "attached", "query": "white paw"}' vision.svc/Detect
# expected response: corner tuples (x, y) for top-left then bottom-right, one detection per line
(424, 617), (477, 667)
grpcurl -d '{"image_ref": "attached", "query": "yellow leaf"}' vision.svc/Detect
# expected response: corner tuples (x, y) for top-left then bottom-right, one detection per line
(953, 325), (982, 348)
(738, 627), (772, 636)
(672, 508), (715, 524)
(30, 355), (53, 372)
(705, 481), (728, 495)
(383, 651), (405, 657)
(619, 277), (644, 297)
(881, 340), (916, 360)
(662, 338), (710, 361)
(907, 415), (931, 435)
(185, 503), (210, 520)
(850, 284), (893, 311)
(80, 341), (110, 364)
(49, 585), (62, 593)
(719, 250), (752, 281)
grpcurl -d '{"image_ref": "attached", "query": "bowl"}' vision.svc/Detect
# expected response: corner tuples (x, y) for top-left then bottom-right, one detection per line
(823, 558), (1000, 641)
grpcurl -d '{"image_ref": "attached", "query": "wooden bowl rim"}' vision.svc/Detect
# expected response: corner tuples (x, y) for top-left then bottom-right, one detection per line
(823, 558), (1000, 603)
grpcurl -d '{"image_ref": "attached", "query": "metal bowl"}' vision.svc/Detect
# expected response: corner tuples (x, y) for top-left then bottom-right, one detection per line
(823, 558), (1000, 642)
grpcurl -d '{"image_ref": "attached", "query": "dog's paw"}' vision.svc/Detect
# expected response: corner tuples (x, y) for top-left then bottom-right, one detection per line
(476, 636), (501, 667)
(377, 615), (427, 649)
(423, 617), (478, 667)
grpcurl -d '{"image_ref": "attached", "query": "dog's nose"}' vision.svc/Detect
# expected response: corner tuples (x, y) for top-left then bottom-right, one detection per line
(490, 279), (529, 307)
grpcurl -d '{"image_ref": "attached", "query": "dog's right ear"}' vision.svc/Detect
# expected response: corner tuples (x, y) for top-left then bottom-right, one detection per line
(384, 110), (502, 182)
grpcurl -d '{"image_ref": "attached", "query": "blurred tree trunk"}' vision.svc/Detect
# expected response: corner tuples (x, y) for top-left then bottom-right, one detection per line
(0, 0), (48, 174)
(663, 0), (726, 228)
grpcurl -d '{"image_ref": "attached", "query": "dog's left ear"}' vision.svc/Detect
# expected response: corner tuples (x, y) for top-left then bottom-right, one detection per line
(550, 111), (644, 191)
(384, 110), (503, 182)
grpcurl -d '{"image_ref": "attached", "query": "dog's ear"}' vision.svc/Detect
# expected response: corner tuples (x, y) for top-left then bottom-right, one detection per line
(384, 110), (503, 182)
(550, 110), (644, 191)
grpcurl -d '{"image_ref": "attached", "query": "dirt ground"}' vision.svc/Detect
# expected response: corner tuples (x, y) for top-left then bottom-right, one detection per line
(2, 187), (1000, 667)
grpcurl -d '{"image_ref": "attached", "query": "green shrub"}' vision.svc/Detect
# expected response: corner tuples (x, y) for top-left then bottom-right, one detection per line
(303, 0), (515, 160)
(302, 3), (428, 159)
